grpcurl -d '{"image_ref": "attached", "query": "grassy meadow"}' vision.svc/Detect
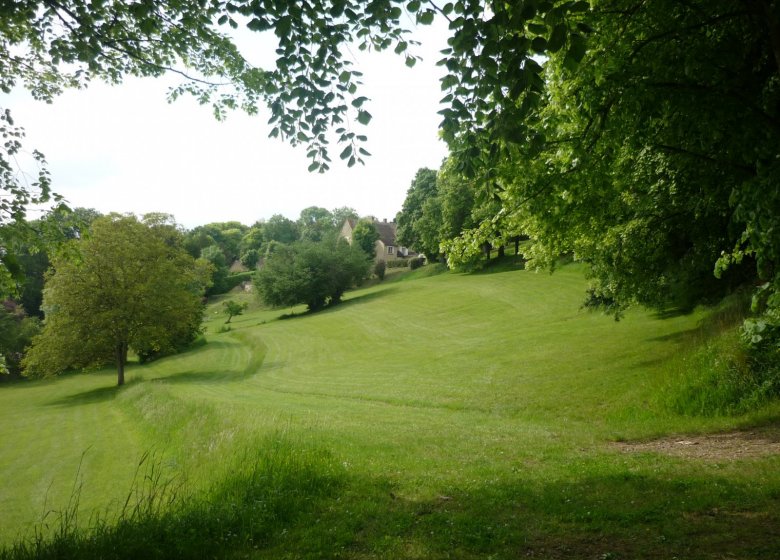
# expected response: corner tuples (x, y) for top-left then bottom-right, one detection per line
(1, 263), (778, 559)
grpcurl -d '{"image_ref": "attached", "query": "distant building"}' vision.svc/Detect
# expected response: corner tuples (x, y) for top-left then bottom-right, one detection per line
(339, 217), (413, 262)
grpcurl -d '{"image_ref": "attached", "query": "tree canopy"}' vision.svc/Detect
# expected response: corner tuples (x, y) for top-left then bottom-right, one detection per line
(254, 237), (371, 311)
(23, 214), (210, 385)
(351, 219), (380, 258)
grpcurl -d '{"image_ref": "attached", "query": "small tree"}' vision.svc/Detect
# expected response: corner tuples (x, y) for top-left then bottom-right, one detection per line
(222, 300), (248, 323)
(374, 260), (386, 281)
(23, 215), (210, 386)
(255, 238), (370, 311)
(351, 219), (380, 259)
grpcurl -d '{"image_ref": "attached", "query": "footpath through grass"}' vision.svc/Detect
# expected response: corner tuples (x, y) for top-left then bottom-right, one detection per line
(1, 263), (778, 559)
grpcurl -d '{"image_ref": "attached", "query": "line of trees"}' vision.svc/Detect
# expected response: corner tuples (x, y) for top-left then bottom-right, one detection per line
(0, 206), (377, 384)
(182, 207), (360, 294)
(395, 163), (524, 269)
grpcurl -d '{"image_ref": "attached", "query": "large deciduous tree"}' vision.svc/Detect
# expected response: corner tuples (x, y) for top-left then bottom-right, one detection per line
(435, 1), (780, 329)
(23, 214), (210, 386)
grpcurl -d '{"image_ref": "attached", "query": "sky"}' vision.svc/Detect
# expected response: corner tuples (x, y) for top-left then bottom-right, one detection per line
(4, 20), (451, 229)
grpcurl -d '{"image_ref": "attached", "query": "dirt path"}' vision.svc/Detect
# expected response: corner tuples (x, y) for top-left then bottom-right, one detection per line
(614, 425), (780, 460)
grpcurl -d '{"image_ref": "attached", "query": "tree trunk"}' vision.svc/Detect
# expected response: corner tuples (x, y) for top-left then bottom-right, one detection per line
(116, 341), (127, 386)
(498, 245), (505, 258)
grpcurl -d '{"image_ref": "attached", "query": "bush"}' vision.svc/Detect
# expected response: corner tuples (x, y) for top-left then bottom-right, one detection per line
(373, 260), (386, 281)
(386, 258), (408, 268)
(409, 257), (425, 270)
(254, 238), (371, 311)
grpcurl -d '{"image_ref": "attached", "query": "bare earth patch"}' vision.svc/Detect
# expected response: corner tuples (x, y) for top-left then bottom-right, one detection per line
(615, 425), (780, 460)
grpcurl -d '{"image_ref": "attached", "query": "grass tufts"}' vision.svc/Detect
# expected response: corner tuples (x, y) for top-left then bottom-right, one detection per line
(1, 434), (343, 560)
(660, 291), (780, 416)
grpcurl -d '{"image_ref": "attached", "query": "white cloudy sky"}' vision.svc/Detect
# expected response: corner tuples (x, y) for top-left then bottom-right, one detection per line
(4, 20), (451, 229)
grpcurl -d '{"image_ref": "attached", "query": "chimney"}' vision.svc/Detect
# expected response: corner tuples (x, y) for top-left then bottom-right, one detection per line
(383, 218), (387, 223)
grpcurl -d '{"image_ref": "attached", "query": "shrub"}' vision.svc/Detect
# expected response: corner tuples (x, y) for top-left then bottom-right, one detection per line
(386, 259), (408, 268)
(374, 260), (386, 281)
(409, 257), (425, 270)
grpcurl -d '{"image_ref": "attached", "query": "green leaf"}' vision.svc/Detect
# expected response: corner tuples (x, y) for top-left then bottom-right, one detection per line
(339, 145), (352, 160)
(407, 0), (421, 13)
(357, 110), (372, 125)
(569, 1), (590, 13)
(308, 161), (319, 172)
(568, 33), (587, 62)
(418, 10), (434, 25)
(547, 24), (566, 53)
(531, 36), (547, 53)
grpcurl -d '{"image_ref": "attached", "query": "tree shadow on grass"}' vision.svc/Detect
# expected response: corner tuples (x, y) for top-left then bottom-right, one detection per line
(277, 286), (399, 321)
(152, 368), (261, 385)
(646, 327), (701, 344)
(46, 378), (138, 408)
(150, 338), (269, 385)
(281, 468), (779, 560)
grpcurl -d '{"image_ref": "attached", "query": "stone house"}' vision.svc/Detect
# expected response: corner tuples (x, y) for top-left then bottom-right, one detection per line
(339, 217), (411, 262)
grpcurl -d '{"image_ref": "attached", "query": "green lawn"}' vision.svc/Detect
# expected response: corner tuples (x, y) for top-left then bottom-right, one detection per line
(1, 264), (778, 558)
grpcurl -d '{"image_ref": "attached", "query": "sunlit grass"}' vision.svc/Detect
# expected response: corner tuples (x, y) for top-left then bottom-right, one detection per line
(1, 263), (778, 558)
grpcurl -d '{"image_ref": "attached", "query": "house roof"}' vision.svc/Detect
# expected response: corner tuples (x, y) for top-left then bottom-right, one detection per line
(340, 218), (398, 246)
(374, 221), (397, 246)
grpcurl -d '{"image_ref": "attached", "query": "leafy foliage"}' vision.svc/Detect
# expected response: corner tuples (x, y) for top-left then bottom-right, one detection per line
(0, 0), (424, 172)
(351, 219), (380, 258)
(263, 214), (299, 245)
(222, 300), (248, 324)
(0, 300), (39, 378)
(373, 259), (386, 280)
(23, 214), (210, 385)
(297, 206), (335, 243)
(200, 244), (229, 296)
(254, 237), (370, 311)
(395, 167), (439, 257)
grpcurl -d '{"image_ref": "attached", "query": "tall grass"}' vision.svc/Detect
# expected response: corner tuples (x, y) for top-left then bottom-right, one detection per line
(660, 290), (780, 415)
(2, 433), (343, 560)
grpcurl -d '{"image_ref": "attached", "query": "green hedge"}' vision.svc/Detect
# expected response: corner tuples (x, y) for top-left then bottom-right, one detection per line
(215, 271), (253, 294)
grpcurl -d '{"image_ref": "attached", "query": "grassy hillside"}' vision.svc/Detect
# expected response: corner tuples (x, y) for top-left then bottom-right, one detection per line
(1, 264), (778, 558)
